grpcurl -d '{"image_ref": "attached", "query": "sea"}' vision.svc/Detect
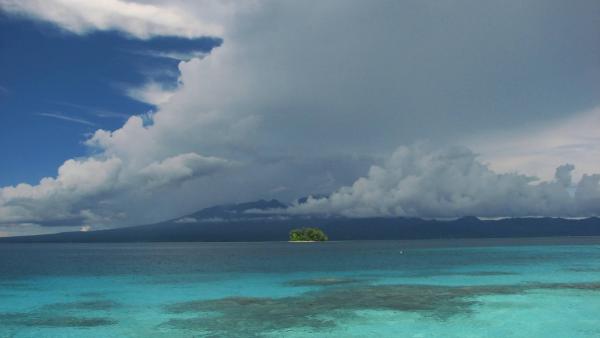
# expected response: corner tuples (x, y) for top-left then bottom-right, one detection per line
(1, 238), (600, 337)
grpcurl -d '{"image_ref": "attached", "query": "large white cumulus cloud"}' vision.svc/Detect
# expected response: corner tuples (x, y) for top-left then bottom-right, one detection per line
(289, 145), (600, 218)
(0, 157), (123, 225)
(0, 150), (233, 226)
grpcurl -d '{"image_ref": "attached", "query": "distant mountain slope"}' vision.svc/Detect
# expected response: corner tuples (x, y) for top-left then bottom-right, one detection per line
(183, 199), (287, 221)
(2, 200), (600, 242)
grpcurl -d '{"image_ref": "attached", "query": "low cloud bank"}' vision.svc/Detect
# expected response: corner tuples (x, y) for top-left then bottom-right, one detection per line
(0, 151), (233, 227)
(288, 145), (600, 218)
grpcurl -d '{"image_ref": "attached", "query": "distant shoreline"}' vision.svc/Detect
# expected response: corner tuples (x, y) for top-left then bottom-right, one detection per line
(3, 236), (600, 249)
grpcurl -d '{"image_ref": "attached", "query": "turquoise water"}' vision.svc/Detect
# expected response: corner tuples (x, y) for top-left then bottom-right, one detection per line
(1, 239), (600, 337)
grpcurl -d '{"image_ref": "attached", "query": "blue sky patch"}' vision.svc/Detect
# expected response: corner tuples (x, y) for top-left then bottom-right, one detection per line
(0, 14), (220, 186)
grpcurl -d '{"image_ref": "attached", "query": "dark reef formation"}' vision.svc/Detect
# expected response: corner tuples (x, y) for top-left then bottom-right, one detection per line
(0, 299), (120, 329)
(162, 280), (600, 336)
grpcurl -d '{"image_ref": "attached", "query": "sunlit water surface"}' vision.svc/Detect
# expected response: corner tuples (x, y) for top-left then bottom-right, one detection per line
(1, 239), (600, 337)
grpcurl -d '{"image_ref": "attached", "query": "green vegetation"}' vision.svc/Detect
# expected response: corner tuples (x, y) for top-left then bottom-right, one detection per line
(289, 227), (328, 242)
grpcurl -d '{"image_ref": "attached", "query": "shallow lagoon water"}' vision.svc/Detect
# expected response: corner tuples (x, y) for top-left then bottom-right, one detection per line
(1, 239), (600, 337)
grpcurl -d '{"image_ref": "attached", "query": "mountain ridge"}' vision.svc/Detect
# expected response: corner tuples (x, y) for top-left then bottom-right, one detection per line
(2, 199), (600, 242)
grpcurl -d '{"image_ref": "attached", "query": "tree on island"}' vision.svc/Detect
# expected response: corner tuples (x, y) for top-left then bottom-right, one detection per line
(289, 227), (328, 241)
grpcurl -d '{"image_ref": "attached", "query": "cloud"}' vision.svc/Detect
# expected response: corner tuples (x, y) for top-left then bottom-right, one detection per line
(52, 101), (130, 120)
(174, 217), (197, 224)
(0, 223), (81, 237)
(0, 157), (123, 225)
(37, 112), (96, 126)
(139, 152), (234, 189)
(468, 107), (600, 181)
(288, 145), (600, 218)
(135, 49), (208, 61)
(125, 81), (176, 105)
(2, 1), (600, 234)
(0, 150), (233, 227)
(0, 0), (224, 39)
(575, 174), (600, 213)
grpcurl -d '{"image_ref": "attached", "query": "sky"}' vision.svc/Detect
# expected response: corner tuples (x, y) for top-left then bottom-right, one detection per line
(0, 0), (599, 236)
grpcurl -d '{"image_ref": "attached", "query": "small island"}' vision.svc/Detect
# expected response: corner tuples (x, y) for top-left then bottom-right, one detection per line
(289, 227), (328, 242)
